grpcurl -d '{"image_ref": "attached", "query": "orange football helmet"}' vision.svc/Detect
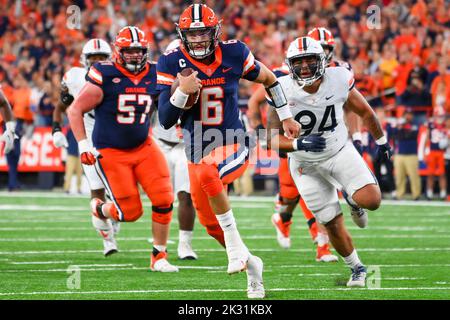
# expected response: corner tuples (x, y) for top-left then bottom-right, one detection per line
(113, 26), (148, 73)
(176, 4), (222, 59)
(307, 27), (335, 63)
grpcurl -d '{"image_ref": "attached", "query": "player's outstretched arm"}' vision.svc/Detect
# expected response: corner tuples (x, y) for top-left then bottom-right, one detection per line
(253, 62), (300, 138)
(0, 89), (15, 154)
(344, 108), (363, 154)
(52, 84), (72, 148)
(267, 108), (325, 153)
(345, 88), (392, 160)
(67, 82), (103, 165)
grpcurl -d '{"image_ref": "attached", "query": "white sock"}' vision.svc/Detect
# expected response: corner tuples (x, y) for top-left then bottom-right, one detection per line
(343, 249), (363, 269)
(316, 232), (329, 247)
(427, 189), (433, 198)
(217, 210), (248, 253)
(216, 210), (237, 232)
(179, 230), (193, 244)
(153, 245), (166, 253)
(440, 190), (446, 199)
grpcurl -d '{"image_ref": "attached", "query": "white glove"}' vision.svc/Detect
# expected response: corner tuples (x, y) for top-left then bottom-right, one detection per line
(1, 121), (15, 154)
(53, 131), (69, 148)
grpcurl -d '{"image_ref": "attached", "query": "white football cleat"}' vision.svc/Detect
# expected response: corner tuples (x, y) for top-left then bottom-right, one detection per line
(246, 255), (265, 299)
(223, 229), (249, 274)
(342, 190), (368, 228)
(103, 238), (118, 257)
(226, 247), (249, 275)
(347, 265), (367, 287)
(151, 252), (179, 272)
(350, 208), (368, 228)
(271, 214), (292, 249)
(178, 241), (198, 260)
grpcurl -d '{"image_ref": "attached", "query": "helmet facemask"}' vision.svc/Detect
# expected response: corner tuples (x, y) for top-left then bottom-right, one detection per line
(82, 53), (110, 69)
(118, 46), (148, 73)
(322, 44), (334, 64)
(286, 53), (326, 88)
(177, 25), (221, 59)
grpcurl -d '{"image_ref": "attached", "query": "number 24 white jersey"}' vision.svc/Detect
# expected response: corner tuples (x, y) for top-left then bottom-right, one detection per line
(278, 66), (355, 163)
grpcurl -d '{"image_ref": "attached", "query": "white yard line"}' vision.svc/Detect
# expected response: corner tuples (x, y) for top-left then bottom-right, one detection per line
(1, 265), (225, 273)
(10, 261), (71, 265)
(1, 191), (449, 207)
(0, 287), (448, 297)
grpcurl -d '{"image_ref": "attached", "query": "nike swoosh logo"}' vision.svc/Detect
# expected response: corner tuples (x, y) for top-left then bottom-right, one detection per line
(325, 95), (334, 100)
(145, 81), (151, 84)
(222, 67), (232, 73)
(303, 141), (312, 144)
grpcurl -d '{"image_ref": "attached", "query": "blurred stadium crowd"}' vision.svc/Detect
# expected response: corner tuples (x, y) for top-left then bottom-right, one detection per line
(0, 0), (449, 200)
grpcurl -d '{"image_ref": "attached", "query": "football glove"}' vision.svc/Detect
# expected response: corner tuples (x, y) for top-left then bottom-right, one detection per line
(1, 121), (15, 154)
(78, 139), (102, 165)
(295, 134), (326, 152)
(52, 122), (68, 148)
(376, 142), (393, 161)
(53, 131), (68, 148)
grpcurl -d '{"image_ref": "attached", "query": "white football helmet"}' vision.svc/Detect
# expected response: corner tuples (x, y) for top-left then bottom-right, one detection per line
(81, 39), (112, 69)
(285, 37), (327, 88)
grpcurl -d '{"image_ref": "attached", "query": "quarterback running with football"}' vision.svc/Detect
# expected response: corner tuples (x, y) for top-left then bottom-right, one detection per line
(267, 37), (392, 287)
(52, 39), (121, 256)
(68, 26), (178, 272)
(152, 39), (198, 260)
(157, 4), (300, 298)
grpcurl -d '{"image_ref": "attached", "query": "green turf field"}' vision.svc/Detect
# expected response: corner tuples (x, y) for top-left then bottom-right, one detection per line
(0, 191), (449, 300)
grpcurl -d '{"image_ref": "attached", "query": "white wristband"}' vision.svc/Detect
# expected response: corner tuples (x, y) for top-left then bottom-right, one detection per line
(5, 121), (15, 133)
(352, 132), (362, 141)
(170, 87), (189, 109)
(375, 136), (387, 145)
(78, 139), (91, 154)
(275, 104), (293, 122)
(292, 139), (298, 151)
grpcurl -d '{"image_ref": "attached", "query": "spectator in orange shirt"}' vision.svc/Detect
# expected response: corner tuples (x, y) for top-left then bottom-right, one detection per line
(430, 59), (450, 114)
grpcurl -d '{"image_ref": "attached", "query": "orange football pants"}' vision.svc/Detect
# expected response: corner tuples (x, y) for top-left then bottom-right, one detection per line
(188, 143), (249, 246)
(96, 137), (173, 222)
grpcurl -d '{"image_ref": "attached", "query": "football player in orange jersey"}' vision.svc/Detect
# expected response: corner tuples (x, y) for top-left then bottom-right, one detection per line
(68, 26), (178, 272)
(157, 4), (300, 298)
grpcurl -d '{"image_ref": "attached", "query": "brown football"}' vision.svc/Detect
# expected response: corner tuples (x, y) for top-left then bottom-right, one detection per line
(171, 67), (200, 109)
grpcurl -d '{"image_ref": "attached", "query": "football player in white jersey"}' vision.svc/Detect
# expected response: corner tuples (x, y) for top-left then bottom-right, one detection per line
(267, 37), (393, 287)
(151, 38), (198, 260)
(52, 39), (119, 256)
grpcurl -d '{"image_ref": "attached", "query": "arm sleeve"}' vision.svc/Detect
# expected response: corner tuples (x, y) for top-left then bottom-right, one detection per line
(157, 88), (183, 129)
(241, 42), (261, 81)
